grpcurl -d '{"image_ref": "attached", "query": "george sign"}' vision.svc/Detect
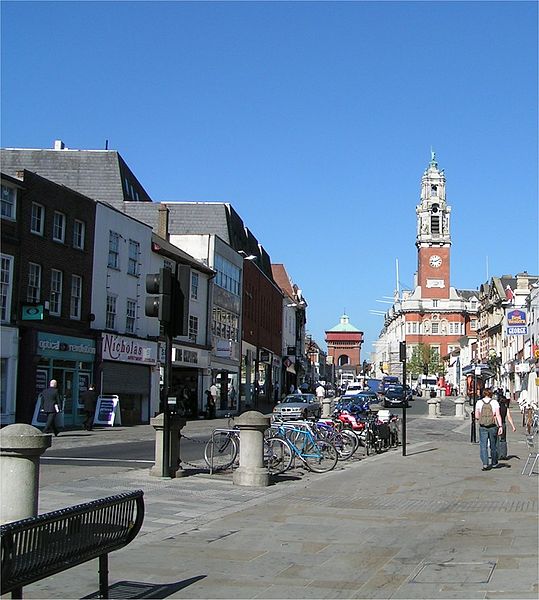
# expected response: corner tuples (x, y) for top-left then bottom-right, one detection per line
(22, 305), (44, 320)
(506, 309), (528, 335)
(94, 395), (121, 427)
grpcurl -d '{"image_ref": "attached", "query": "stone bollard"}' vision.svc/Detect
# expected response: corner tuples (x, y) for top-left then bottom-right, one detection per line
(0, 423), (51, 524)
(454, 397), (465, 419)
(427, 398), (438, 418)
(150, 413), (186, 478)
(232, 410), (270, 487)
(321, 398), (332, 418)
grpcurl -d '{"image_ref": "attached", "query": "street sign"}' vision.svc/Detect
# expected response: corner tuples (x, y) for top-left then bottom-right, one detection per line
(22, 305), (44, 320)
(507, 326), (528, 335)
(506, 308), (527, 335)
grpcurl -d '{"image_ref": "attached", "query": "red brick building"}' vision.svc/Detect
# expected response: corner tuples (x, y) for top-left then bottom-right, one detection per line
(326, 314), (364, 385)
(375, 153), (479, 378)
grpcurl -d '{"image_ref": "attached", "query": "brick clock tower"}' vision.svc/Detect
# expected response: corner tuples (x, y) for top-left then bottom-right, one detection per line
(416, 152), (451, 299)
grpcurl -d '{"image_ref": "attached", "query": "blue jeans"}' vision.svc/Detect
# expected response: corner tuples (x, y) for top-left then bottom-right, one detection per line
(479, 425), (498, 466)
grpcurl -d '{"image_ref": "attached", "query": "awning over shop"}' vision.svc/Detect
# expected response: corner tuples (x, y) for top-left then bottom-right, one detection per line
(462, 363), (495, 378)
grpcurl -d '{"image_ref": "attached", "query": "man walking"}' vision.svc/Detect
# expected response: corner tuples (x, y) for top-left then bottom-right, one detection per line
(475, 387), (503, 470)
(80, 384), (98, 431)
(41, 379), (61, 437)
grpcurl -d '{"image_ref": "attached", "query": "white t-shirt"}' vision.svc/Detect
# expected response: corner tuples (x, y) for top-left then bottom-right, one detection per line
(475, 398), (501, 424)
(316, 386), (325, 398)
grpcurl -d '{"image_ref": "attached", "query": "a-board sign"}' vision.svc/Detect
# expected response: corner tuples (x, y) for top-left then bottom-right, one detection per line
(94, 395), (122, 427)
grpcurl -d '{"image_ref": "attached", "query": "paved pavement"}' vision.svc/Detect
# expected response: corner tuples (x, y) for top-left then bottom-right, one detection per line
(6, 398), (539, 599)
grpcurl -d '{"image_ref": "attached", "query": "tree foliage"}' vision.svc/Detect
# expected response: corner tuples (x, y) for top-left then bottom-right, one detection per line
(407, 343), (445, 377)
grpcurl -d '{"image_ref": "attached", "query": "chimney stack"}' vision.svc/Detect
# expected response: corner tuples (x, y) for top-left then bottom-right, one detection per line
(53, 140), (65, 150)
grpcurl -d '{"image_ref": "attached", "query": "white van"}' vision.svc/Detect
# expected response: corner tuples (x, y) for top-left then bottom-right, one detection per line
(418, 375), (437, 392)
(345, 382), (365, 394)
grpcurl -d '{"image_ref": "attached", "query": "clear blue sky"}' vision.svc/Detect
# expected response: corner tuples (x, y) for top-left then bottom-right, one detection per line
(2, 1), (538, 356)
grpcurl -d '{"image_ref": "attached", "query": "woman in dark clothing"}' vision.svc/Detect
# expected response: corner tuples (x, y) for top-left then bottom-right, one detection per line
(496, 389), (516, 459)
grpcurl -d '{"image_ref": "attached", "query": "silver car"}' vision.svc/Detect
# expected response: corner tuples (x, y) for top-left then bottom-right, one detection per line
(272, 394), (321, 421)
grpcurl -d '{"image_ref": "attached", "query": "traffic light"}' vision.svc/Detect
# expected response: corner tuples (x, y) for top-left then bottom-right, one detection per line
(399, 341), (406, 363)
(145, 268), (172, 323)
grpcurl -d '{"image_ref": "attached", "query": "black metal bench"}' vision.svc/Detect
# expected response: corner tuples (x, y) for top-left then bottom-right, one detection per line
(1, 490), (144, 599)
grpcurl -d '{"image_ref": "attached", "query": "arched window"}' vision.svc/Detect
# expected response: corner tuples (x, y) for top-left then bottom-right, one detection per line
(338, 355), (350, 366)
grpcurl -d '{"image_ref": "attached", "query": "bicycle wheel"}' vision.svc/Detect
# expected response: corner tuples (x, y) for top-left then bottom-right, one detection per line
(331, 430), (358, 460)
(264, 437), (293, 475)
(303, 440), (338, 473)
(204, 432), (238, 470)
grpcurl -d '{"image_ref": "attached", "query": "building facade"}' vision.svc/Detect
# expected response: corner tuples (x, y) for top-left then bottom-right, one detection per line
(374, 153), (479, 388)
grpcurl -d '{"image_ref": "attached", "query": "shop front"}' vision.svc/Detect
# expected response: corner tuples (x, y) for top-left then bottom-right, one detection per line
(32, 332), (96, 427)
(100, 333), (158, 425)
(169, 344), (210, 418)
(211, 339), (240, 415)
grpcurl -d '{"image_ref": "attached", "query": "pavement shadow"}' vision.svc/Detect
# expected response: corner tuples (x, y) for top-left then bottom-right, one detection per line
(405, 447), (438, 456)
(83, 575), (206, 598)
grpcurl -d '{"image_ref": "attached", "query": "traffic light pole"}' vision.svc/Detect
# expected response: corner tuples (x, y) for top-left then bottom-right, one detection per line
(161, 325), (172, 478)
(399, 341), (407, 457)
(401, 352), (407, 457)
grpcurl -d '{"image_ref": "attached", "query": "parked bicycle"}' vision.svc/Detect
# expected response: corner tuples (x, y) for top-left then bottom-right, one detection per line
(204, 422), (294, 475)
(270, 421), (338, 472)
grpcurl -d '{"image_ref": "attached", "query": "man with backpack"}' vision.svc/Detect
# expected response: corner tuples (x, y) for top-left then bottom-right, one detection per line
(475, 387), (503, 471)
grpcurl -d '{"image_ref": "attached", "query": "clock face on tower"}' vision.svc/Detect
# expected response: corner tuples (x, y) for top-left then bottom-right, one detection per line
(429, 255), (442, 268)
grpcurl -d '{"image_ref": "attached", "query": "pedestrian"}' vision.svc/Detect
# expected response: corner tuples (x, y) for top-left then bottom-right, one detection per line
(210, 382), (218, 407)
(205, 390), (216, 419)
(495, 389), (516, 460)
(475, 387), (503, 471)
(289, 384), (296, 394)
(40, 379), (61, 437)
(80, 383), (98, 431)
(315, 382), (325, 401)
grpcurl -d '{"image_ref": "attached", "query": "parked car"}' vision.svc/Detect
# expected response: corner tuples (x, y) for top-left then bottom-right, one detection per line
(272, 394), (321, 420)
(356, 390), (379, 404)
(383, 384), (410, 408)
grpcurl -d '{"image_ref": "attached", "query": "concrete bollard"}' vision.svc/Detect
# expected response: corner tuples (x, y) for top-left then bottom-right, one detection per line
(454, 397), (465, 419)
(427, 398), (438, 418)
(232, 410), (270, 487)
(150, 413), (186, 478)
(321, 398), (332, 418)
(0, 423), (51, 524)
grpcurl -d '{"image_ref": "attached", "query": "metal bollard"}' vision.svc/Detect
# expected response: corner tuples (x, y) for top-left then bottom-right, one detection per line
(0, 423), (51, 524)
(232, 410), (270, 487)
